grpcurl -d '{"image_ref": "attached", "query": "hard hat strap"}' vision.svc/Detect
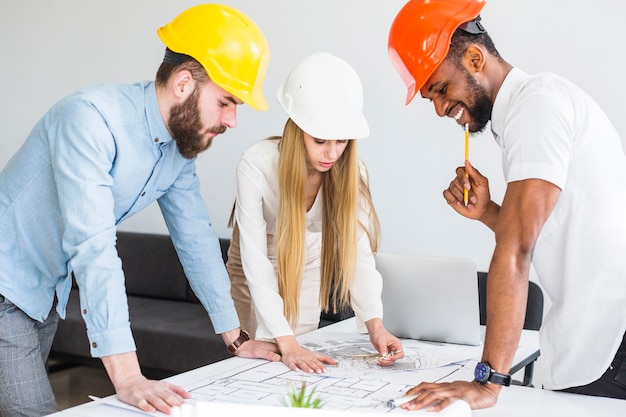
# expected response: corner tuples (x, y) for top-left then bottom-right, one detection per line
(163, 48), (192, 65)
(458, 16), (486, 35)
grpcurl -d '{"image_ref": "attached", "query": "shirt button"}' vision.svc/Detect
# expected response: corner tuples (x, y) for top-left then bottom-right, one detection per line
(92, 342), (98, 348)
(154, 138), (159, 143)
(141, 192), (146, 196)
(82, 309), (87, 314)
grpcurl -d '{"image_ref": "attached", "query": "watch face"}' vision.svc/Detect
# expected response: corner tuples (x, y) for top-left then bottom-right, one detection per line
(475, 362), (490, 383)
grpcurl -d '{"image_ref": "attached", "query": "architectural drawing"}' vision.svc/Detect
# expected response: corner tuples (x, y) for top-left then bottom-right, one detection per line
(179, 335), (483, 414)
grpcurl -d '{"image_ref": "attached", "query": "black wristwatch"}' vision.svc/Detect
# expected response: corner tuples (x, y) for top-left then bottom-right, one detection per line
(474, 361), (512, 386)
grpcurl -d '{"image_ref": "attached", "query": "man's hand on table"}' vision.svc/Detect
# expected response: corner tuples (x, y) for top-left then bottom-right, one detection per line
(401, 380), (502, 411)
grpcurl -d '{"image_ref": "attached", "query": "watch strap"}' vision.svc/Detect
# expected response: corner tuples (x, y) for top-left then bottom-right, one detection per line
(475, 361), (512, 386)
(490, 370), (512, 386)
(227, 330), (250, 354)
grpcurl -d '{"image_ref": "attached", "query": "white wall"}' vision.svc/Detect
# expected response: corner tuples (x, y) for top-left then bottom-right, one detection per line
(1, 0), (624, 272)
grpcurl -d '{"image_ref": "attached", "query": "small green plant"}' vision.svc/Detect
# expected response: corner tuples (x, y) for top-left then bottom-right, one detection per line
(285, 382), (323, 409)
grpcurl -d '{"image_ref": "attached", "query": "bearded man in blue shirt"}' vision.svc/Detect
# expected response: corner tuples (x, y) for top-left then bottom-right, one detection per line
(0, 5), (281, 417)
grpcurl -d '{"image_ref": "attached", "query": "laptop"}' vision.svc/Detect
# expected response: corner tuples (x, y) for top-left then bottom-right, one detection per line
(376, 252), (481, 346)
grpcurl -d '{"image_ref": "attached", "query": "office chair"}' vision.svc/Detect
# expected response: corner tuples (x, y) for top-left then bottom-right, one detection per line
(477, 272), (544, 387)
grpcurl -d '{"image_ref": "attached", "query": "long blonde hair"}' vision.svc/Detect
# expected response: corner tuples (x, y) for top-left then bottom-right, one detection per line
(276, 119), (380, 327)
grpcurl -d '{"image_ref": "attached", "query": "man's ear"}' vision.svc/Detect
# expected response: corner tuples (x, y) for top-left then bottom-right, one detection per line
(463, 44), (486, 73)
(171, 69), (195, 99)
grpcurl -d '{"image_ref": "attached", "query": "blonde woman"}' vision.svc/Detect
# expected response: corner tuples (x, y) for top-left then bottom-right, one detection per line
(227, 52), (403, 373)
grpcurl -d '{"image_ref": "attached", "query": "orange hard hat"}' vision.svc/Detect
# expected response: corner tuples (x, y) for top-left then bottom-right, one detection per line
(388, 0), (486, 105)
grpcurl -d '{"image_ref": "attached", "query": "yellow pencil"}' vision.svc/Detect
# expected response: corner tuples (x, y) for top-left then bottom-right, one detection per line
(464, 123), (469, 206)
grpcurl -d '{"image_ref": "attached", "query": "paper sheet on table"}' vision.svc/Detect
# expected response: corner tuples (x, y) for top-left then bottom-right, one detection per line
(88, 395), (471, 417)
(88, 396), (167, 415)
(301, 336), (483, 378)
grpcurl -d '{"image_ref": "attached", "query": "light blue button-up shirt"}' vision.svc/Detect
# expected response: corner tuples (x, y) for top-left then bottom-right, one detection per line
(0, 81), (239, 357)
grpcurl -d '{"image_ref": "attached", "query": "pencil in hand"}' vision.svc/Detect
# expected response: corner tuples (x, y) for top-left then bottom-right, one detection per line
(464, 123), (469, 206)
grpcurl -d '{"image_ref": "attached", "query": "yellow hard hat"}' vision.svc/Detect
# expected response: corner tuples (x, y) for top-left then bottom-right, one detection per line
(157, 3), (270, 111)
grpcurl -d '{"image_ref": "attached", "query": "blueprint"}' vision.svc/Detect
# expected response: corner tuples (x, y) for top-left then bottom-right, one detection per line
(301, 335), (483, 377)
(86, 334), (515, 415)
(175, 334), (483, 414)
(66, 320), (537, 417)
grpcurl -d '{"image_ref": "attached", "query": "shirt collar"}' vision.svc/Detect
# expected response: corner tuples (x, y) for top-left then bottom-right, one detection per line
(144, 82), (174, 145)
(490, 67), (530, 139)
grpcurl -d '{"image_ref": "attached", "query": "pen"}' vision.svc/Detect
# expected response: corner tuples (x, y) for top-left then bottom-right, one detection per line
(379, 350), (402, 361)
(386, 393), (420, 409)
(464, 123), (469, 206)
(351, 350), (402, 363)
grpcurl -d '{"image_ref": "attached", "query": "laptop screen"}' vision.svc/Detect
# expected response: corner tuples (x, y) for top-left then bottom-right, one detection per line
(376, 252), (481, 346)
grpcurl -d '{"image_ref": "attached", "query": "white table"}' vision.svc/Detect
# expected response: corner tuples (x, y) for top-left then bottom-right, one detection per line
(48, 318), (626, 417)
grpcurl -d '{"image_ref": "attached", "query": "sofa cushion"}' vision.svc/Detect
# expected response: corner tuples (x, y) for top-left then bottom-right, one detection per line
(126, 295), (230, 373)
(116, 232), (189, 301)
(52, 288), (230, 377)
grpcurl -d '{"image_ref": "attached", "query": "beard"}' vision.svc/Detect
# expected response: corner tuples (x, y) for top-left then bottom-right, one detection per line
(464, 70), (492, 133)
(168, 88), (227, 159)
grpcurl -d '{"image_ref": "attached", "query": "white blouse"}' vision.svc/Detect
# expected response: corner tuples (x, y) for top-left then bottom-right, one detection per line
(231, 139), (383, 340)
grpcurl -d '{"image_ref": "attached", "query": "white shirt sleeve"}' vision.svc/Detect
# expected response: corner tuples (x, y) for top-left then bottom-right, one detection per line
(234, 141), (294, 338)
(500, 77), (574, 189)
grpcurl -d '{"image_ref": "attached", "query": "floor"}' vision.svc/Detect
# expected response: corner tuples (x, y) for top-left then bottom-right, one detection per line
(49, 363), (115, 411)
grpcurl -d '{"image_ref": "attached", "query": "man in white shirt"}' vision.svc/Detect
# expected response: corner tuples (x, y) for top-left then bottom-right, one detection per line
(387, 0), (626, 410)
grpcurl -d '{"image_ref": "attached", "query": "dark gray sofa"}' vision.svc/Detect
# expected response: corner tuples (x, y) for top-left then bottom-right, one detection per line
(49, 231), (232, 379)
(48, 231), (353, 379)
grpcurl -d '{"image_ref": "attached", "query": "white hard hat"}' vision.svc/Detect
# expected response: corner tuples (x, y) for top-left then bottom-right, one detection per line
(276, 52), (370, 140)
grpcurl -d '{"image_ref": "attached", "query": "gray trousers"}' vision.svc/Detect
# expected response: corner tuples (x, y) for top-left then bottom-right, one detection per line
(0, 293), (59, 417)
